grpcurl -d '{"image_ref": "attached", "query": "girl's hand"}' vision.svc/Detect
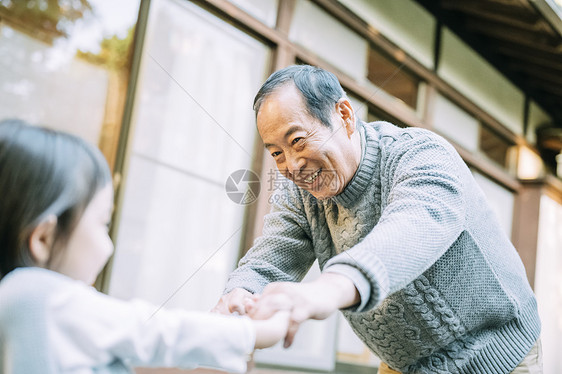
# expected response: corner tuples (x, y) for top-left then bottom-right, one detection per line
(252, 309), (291, 349)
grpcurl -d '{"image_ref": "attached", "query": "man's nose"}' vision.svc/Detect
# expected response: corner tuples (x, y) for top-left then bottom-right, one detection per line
(285, 154), (305, 179)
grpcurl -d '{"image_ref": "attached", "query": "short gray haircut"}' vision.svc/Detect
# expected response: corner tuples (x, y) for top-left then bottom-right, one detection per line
(253, 65), (346, 128)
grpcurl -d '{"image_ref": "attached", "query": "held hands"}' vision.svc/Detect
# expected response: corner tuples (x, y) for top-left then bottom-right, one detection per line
(252, 303), (291, 349)
(246, 281), (335, 348)
(212, 273), (360, 349)
(211, 288), (291, 349)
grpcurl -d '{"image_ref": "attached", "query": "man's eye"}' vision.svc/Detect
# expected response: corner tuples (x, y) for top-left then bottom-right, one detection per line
(291, 137), (303, 145)
(271, 151), (281, 157)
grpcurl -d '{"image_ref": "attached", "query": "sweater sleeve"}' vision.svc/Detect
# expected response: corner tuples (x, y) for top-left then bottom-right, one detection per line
(49, 285), (255, 373)
(324, 134), (465, 312)
(224, 182), (317, 295)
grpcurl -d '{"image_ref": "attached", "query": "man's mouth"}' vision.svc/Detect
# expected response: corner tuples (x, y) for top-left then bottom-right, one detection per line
(304, 169), (322, 184)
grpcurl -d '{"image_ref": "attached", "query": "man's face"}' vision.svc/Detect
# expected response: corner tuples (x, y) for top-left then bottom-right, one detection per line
(257, 84), (360, 200)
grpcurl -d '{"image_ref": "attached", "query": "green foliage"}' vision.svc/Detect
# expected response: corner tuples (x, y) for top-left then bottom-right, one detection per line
(76, 26), (135, 70)
(0, 1), (135, 70)
(0, 0), (92, 37)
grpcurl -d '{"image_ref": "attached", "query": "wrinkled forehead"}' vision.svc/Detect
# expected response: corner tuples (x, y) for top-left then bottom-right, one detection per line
(258, 83), (307, 114)
(257, 97), (313, 142)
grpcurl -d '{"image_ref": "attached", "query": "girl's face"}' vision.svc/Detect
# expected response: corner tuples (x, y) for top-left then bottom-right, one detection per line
(52, 184), (114, 284)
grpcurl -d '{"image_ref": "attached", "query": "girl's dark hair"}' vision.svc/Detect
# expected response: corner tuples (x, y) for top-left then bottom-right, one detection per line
(0, 119), (111, 279)
(253, 64), (346, 128)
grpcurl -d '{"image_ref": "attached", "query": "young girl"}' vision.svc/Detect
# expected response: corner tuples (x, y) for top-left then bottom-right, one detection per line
(0, 119), (289, 374)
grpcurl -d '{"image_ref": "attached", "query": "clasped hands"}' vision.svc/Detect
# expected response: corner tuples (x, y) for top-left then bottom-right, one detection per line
(211, 273), (360, 349)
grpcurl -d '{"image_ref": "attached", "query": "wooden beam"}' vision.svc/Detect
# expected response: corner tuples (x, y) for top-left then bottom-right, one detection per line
(442, 0), (541, 26)
(275, 0), (296, 35)
(465, 18), (562, 53)
(513, 0), (538, 12)
(497, 44), (562, 72)
(272, 0), (297, 70)
(441, 1), (548, 33)
(508, 62), (562, 85)
(422, 84), (438, 128)
(192, 0), (288, 47)
(512, 181), (542, 289)
(525, 79), (562, 97)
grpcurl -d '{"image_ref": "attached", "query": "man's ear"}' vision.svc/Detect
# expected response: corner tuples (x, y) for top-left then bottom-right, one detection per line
(336, 99), (356, 138)
(29, 215), (57, 267)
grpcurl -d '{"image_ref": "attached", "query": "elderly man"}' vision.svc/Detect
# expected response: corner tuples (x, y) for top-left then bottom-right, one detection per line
(213, 65), (541, 373)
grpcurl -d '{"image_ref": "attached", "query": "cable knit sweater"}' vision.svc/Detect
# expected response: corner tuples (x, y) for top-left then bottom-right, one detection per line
(225, 121), (541, 374)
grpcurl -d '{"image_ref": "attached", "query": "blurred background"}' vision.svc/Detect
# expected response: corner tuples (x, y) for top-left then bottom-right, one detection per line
(1, 0), (561, 373)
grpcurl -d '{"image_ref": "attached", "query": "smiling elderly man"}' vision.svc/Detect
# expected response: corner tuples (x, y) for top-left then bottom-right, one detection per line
(213, 65), (542, 374)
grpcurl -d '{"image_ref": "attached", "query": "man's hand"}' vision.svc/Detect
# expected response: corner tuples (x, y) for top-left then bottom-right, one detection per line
(246, 273), (360, 348)
(211, 288), (253, 315)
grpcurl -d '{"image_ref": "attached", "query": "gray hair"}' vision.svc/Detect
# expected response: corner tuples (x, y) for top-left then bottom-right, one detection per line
(253, 65), (346, 128)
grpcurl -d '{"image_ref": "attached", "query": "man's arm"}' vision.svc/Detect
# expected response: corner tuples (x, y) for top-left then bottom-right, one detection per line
(324, 133), (466, 312)
(244, 133), (466, 346)
(214, 183), (317, 314)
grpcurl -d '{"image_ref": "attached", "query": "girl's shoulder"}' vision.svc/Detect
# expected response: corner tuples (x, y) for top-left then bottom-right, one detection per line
(0, 268), (75, 318)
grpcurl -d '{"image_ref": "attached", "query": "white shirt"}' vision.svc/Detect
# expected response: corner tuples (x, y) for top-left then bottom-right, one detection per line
(0, 267), (255, 374)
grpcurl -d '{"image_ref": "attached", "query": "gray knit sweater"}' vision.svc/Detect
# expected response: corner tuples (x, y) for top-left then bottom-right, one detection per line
(225, 121), (540, 373)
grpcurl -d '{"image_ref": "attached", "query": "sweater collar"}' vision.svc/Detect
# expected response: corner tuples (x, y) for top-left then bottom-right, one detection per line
(331, 122), (379, 207)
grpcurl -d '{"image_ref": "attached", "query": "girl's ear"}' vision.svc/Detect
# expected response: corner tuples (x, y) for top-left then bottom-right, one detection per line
(29, 215), (57, 267)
